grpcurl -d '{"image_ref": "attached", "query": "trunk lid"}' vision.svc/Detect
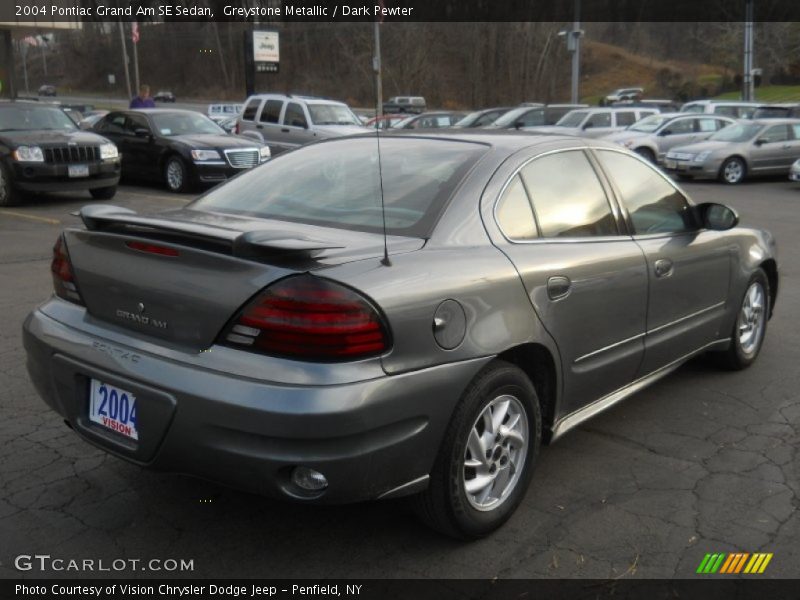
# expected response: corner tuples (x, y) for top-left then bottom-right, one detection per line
(65, 205), (423, 349)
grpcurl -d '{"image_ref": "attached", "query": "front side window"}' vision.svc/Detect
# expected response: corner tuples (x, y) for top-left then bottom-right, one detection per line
(663, 118), (694, 134)
(759, 124), (790, 143)
(585, 112), (612, 128)
(597, 150), (696, 235)
(519, 150), (617, 238)
(283, 102), (308, 128)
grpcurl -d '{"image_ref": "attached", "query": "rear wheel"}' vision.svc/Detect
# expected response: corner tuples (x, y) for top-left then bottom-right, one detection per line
(719, 157), (746, 184)
(90, 185), (117, 200)
(164, 156), (190, 193)
(0, 163), (22, 207)
(412, 361), (541, 539)
(715, 269), (769, 370)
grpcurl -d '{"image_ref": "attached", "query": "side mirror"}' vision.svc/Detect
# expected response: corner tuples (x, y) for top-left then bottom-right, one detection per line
(134, 127), (151, 138)
(754, 138), (768, 146)
(659, 129), (672, 136)
(697, 202), (739, 231)
(514, 121), (524, 130)
(583, 122), (593, 129)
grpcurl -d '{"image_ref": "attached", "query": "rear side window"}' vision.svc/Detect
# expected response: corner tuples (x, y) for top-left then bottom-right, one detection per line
(597, 150), (696, 235)
(496, 175), (537, 241)
(616, 112), (636, 127)
(520, 150), (617, 238)
(242, 99), (260, 121)
(697, 118), (720, 132)
(761, 124), (790, 143)
(260, 100), (283, 124)
(190, 137), (488, 238)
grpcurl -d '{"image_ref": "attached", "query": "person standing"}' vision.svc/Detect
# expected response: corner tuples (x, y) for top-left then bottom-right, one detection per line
(129, 84), (156, 108)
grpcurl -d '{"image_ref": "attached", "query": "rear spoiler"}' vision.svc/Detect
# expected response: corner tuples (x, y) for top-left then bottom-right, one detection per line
(78, 204), (344, 259)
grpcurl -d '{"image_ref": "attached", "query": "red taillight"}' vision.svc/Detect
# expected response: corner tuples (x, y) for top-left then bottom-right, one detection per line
(51, 234), (83, 305)
(222, 275), (390, 361)
(126, 241), (180, 257)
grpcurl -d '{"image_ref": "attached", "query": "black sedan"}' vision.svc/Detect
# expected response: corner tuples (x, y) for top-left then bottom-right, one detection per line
(92, 109), (270, 192)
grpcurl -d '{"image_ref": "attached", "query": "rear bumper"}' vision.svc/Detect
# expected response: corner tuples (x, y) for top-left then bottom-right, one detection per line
(11, 160), (121, 192)
(23, 305), (487, 503)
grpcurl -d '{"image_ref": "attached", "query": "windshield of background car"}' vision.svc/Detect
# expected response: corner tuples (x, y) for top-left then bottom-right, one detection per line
(151, 113), (224, 136)
(307, 104), (361, 125)
(190, 137), (488, 237)
(0, 106), (77, 131)
(453, 111), (481, 127)
(629, 114), (670, 132)
(709, 122), (761, 142)
(491, 107), (530, 128)
(556, 111), (588, 127)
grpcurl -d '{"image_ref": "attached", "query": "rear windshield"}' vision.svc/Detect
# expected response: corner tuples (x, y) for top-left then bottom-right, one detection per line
(190, 137), (488, 237)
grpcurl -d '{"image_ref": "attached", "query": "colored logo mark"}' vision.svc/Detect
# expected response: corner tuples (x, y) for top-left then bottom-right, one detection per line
(696, 552), (773, 574)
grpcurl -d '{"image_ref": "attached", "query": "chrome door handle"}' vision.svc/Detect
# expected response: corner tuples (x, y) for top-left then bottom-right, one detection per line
(654, 259), (673, 278)
(547, 276), (571, 300)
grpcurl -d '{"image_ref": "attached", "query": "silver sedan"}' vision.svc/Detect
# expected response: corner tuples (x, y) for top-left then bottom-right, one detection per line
(23, 133), (778, 539)
(664, 118), (800, 183)
(602, 113), (735, 164)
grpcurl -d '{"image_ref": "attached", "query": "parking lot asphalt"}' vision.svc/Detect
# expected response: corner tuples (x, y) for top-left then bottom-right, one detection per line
(0, 178), (798, 580)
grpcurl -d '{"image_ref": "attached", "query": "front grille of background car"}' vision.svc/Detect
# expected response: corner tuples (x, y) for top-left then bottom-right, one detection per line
(224, 149), (260, 169)
(44, 146), (100, 164)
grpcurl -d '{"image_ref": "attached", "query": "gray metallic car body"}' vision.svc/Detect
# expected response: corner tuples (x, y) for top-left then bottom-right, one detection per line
(23, 133), (778, 505)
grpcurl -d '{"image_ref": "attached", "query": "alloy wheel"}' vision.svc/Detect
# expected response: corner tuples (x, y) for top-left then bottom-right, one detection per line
(462, 394), (529, 511)
(738, 281), (766, 356)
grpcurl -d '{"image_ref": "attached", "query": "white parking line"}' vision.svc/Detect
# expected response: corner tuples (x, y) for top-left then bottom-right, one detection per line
(0, 210), (61, 225)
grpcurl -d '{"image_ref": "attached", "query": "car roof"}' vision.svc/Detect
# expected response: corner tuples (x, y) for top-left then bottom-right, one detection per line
(684, 99), (761, 106)
(380, 129), (626, 154)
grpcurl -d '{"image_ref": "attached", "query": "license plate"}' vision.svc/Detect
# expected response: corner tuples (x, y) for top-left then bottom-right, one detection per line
(68, 164), (89, 178)
(664, 159), (677, 170)
(89, 379), (138, 440)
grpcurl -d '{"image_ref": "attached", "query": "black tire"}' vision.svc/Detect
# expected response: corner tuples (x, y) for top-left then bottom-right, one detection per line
(634, 147), (656, 163)
(412, 360), (542, 539)
(164, 155), (190, 193)
(719, 157), (747, 185)
(0, 162), (22, 207)
(715, 269), (770, 370)
(89, 185), (117, 200)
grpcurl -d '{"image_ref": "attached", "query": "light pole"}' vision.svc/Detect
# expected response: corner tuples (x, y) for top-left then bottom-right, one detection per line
(743, 0), (755, 101)
(558, 0), (583, 104)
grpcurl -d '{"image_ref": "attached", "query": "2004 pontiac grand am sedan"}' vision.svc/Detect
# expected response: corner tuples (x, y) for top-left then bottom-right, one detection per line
(23, 132), (778, 539)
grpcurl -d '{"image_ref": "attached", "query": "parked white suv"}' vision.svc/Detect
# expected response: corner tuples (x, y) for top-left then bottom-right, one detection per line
(236, 94), (367, 154)
(680, 100), (760, 119)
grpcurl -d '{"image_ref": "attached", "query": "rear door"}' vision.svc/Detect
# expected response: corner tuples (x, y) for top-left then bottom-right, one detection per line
(493, 148), (648, 415)
(750, 124), (793, 172)
(256, 99), (287, 153)
(594, 149), (731, 374)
